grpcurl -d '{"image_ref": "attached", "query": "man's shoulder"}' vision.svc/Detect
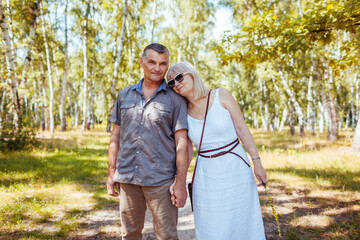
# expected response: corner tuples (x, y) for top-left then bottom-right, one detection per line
(117, 84), (137, 97)
(164, 87), (187, 104)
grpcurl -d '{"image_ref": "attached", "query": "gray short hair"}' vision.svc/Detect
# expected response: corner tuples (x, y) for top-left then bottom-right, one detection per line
(142, 43), (170, 59)
(167, 62), (209, 100)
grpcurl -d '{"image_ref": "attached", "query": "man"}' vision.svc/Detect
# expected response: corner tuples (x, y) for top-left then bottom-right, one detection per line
(106, 43), (189, 240)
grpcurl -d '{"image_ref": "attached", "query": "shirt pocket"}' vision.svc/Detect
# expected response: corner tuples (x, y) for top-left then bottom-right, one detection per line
(149, 102), (173, 125)
(120, 102), (137, 125)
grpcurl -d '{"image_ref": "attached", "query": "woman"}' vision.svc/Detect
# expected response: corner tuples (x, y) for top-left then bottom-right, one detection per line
(168, 62), (267, 240)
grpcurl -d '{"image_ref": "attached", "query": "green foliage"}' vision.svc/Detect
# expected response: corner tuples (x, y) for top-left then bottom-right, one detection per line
(0, 121), (37, 152)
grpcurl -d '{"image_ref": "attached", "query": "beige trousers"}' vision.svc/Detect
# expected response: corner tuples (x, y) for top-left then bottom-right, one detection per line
(119, 179), (178, 240)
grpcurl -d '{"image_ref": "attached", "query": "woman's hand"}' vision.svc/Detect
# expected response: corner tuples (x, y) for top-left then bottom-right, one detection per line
(253, 160), (267, 186)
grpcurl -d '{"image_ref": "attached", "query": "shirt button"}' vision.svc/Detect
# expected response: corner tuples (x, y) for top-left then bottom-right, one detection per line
(138, 136), (141, 139)
(136, 151), (139, 154)
(135, 166), (138, 168)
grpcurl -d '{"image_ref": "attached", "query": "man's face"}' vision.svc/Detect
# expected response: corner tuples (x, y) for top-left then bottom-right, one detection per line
(140, 49), (169, 83)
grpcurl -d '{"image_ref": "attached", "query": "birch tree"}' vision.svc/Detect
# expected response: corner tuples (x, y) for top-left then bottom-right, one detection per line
(107, 0), (127, 132)
(60, 0), (69, 131)
(81, 1), (90, 131)
(40, 2), (54, 133)
(0, 2), (21, 129)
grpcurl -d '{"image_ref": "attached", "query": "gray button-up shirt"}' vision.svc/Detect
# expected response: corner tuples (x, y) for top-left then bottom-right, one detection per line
(110, 79), (188, 186)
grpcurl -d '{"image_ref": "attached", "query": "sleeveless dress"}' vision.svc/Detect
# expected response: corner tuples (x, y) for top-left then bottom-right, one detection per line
(188, 89), (266, 240)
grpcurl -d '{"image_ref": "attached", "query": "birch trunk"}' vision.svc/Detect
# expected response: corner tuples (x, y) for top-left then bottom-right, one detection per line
(278, 67), (305, 136)
(21, 0), (41, 85)
(321, 91), (338, 141)
(150, 0), (157, 43)
(351, 74), (355, 131)
(33, 77), (40, 128)
(253, 112), (259, 129)
(311, 88), (317, 135)
(257, 78), (267, 131)
(352, 117), (360, 151)
(0, 2), (21, 128)
(82, 2), (90, 131)
(60, 0), (68, 131)
(279, 107), (288, 132)
(74, 84), (79, 127)
(68, 83), (73, 125)
(40, 60), (49, 130)
(107, 0), (128, 132)
(306, 66), (314, 130)
(289, 105), (295, 136)
(318, 101), (325, 133)
(345, 109), (350, 130)
(40, 3), (54, 133)
(296, 0), (303, 17)
(355, 73), (359, 128)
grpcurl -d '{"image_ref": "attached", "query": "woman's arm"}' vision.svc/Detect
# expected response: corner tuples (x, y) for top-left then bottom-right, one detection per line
(219, 88), (267, 185)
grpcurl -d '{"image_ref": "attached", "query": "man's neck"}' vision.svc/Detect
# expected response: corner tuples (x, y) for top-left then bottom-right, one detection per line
(141, 78), (163, 102)
(142, 78), (162, 91)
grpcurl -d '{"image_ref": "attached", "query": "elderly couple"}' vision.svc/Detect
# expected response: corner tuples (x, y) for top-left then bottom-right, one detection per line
(106, 43), (267, 240)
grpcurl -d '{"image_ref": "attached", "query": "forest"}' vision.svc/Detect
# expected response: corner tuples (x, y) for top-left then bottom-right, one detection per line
(1, 0), (359, 148)
(1, 0), (360, 239)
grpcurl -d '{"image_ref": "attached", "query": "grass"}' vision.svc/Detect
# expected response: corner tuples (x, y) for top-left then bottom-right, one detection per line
(0, 125), (359, 239)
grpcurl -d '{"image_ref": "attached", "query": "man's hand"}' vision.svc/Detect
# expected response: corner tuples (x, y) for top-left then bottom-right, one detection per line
(106, 173), (120, 197)
(170, 177), (187, 208)
(107, 124), (121, 197)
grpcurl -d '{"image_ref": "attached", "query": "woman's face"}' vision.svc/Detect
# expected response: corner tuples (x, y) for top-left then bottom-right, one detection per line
(168, 72), (194, 96)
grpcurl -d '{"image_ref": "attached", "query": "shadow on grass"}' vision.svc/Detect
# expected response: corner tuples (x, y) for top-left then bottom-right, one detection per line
(259, 184), (360, 240)
(267, 167), (360, 192)
(0, 146), (108, 188)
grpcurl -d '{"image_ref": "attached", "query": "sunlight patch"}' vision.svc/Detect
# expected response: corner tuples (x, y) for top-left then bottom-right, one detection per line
(290, 215), (334, 228)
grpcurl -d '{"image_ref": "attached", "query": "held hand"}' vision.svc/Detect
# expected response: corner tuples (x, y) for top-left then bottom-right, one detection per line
(106, 175), (120, 197)
(172, 178), (187, 208)
(253, 161), (267, 187)
(169, 178), (176, 205)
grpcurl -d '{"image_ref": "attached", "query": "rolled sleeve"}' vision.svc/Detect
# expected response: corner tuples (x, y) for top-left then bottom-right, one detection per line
(110, 94), (122, 126)
(172, 96), (188, 132)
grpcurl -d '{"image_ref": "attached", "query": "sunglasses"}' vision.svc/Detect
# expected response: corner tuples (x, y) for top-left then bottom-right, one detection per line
(167, 72), (189, 88)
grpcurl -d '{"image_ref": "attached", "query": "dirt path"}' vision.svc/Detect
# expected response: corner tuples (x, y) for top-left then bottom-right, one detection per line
(68, 173), (306, 240)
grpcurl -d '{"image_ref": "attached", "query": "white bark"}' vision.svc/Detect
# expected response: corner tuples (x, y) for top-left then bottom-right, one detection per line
(351, 74), (355, 130)
(278, 68), (305, 136)
(318, 101), (325, 133)
(21, 0), (40, 85)
(150, 0), (157, 42)
(82, 2), (90, 131)
(352, 117), (360, 151)
(355, 72), (359, 128)
(296, 0), (303, 17)
(39, 60), (48, 130)
(0, 2), (21, 128)
(40, 3), (54, 133)
(257, 78), (268, 131)
(306, 65), (313, 130)
(321, 91), (338, 141)
(279, 107), (288, 132)
(111, 0), (127, 97)
(107, 0), (127, 132)
(60, 0), (68, 131)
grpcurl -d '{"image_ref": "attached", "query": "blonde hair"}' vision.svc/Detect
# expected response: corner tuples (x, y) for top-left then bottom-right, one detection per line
(167, 62), (209, 100)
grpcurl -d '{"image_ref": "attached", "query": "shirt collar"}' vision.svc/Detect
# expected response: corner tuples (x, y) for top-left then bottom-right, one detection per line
(134, 78), (167, 93)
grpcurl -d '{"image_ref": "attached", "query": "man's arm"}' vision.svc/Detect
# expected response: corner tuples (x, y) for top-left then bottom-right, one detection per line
(172, 129), (189, 208)
(106, 124), (121, 197)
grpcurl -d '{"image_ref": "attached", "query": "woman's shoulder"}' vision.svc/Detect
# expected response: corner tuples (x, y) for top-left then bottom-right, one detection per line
(217, 88), (234, 108)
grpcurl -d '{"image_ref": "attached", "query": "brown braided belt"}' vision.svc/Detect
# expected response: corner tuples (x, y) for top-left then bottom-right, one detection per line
(198, 139), (251, 168)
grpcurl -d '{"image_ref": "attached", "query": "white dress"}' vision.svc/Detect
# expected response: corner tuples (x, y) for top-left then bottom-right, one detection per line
(188, 89), (266, 240)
